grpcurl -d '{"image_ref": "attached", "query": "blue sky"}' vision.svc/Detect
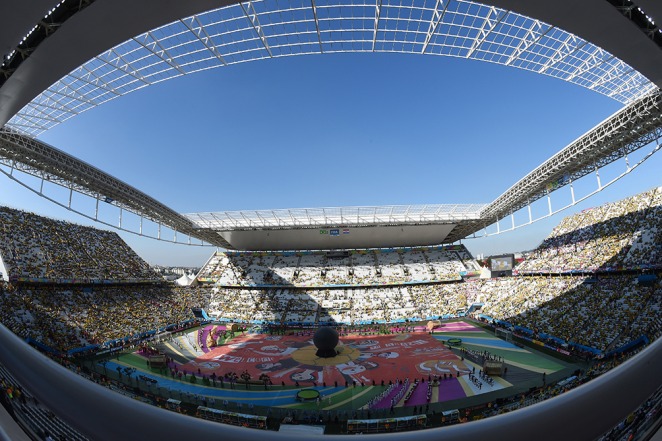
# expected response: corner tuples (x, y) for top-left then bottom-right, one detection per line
(2, 52), (661, 266)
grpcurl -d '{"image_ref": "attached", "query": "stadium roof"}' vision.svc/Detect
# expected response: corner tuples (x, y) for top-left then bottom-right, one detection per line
(185, 204), (487, 251)
(185, 204), (485, 229)
(2, 0), (662, 134)
(1, 0), (662, 250)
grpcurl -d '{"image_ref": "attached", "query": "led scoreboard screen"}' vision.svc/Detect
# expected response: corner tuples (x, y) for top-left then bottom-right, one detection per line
(489, 254), (514, 272)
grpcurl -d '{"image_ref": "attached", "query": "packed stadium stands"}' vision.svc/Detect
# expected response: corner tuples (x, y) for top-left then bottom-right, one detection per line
(207, 284), (469, 325)
(0, 187), (660, 356)
(517, 187), (662, 273)
(0, 206), (212, 352)
(0, 187), (661, 437)
(0, 284), (213, 353)
(0, 206), (161, 283)
(197, 245), (479, 287)
(474, 275), (662, 352)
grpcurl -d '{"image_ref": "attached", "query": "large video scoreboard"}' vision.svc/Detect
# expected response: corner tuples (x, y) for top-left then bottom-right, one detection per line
(489, 254), (514, 277)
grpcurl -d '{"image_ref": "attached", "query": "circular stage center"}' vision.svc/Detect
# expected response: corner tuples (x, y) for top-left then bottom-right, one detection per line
(296, 389), (321, 402)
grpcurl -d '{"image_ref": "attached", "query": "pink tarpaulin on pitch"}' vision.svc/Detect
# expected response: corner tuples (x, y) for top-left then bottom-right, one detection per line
(183, 333), (471, 390)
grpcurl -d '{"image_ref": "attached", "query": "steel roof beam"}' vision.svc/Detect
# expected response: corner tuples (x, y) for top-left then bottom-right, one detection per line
(180, 16), (229, 66)
(371, 0), (382, 52)
(240, 1), (273, 58)
(504, 19), (550, 66)
(4, 0), (660, 135)
(311, 0), (324, 53)
(538, 33), (582, 74)
(465, 7), (508, 59)
(0, 128), (232, 248)
(480, 90), (662, 221)
(421, 0), (450, 54)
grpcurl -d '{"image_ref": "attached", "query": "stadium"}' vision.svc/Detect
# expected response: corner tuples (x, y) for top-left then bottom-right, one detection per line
(0, 1), (661, 440)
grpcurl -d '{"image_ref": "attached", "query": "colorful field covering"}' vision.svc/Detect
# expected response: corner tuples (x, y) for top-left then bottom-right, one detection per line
(184, 332), (473, 388)
(113, 321), (568, 409)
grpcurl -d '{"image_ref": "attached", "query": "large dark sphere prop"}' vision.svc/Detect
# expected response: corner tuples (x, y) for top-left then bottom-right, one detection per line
(313, 327), (339, 358)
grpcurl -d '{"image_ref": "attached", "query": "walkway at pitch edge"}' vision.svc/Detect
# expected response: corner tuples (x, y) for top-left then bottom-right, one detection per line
(104, 359), (346, 407)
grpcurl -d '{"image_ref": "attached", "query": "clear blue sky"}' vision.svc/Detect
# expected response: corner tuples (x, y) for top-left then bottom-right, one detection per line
(3, 52), (661, 266)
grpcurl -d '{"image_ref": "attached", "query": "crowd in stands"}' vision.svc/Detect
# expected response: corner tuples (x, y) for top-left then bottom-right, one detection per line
(206, 284), (468, 325)
(518, 187), (662, 273)
(0, 270), (658, 355)
(0, 189), (659, 357)
(474, 274), (662, 352)
(2, 269), (655, 355)
(204, 272), (661, 354)
(0, 283), (213, 352)
(0, 206), (160, 282)
(197, 246), (479, 287)
(0, 189), (661, 438)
